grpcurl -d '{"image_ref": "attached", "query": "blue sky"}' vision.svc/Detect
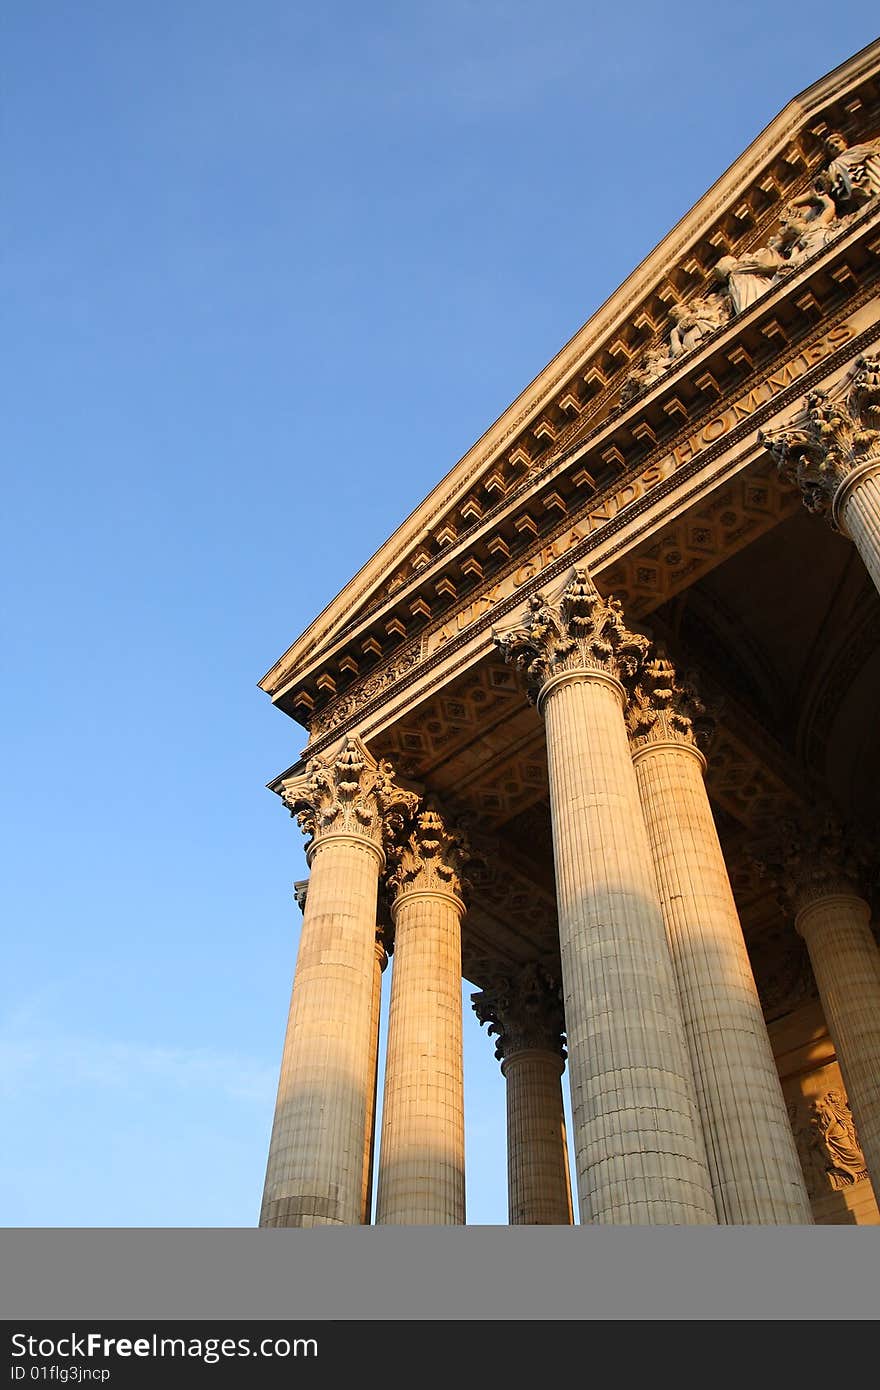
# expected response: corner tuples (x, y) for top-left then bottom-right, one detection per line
(2, 4), (878, 1227)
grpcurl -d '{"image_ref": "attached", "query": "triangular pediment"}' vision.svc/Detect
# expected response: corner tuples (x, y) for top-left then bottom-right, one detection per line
(261, 39), (880, 725)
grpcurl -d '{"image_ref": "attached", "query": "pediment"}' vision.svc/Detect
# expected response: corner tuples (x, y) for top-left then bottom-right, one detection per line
(260, 39), (880, 729)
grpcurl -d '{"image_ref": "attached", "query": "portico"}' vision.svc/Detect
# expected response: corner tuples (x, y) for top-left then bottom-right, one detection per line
(258, 43), (880, 1226)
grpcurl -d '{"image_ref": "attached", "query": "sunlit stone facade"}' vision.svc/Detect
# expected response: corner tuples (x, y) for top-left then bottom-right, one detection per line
(259, 43), (880, 1225)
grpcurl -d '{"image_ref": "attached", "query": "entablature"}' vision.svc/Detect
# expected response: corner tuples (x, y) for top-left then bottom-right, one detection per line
(260, 44), (880, 741)
(277, 262), (880, 740)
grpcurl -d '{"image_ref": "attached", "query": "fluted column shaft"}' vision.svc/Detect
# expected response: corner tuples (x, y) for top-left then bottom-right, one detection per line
(796, 894), (880, 1195)
(376, 888), (466, 1224)
(632, 736), (812, 1223)
(502, 1048), (573, 1224)
(260, 832), (384, 1227)
(541, 670), (716, 1224)
(361, 935), (388, 1224)
(835, 462), (880, 597)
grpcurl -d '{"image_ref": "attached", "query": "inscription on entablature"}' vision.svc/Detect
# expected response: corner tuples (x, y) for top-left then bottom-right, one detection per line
(424, 320), (855, 656)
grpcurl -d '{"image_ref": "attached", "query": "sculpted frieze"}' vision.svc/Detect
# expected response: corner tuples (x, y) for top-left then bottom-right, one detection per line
(823, 131), (880, 209)
(309, 643), (421, 739)
(301, 306), (868, 749)
(810, 1090), (869, 1189)
(422, 318), (856, 657)
(622, 133), (877, 403)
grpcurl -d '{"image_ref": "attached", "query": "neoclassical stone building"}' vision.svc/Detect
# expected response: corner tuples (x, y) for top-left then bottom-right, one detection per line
(258, 42), (880, 1226)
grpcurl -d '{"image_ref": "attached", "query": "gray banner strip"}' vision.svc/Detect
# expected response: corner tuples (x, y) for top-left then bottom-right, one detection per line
(1, 1229), (877, 1321)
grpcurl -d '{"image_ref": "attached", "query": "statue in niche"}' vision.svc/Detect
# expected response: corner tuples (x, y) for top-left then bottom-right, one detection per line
(666, 294), (730, 359)
(823, 131), (880, 210)
(811, 1091), (868, 1190)
(618, 129), (879, 406)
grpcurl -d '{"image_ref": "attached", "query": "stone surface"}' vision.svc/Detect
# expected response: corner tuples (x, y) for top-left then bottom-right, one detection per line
(795, 893), (880, 1200)
(628, 651), (813, 1223)
(257, 46), (880, 1228)
(375, 808), (468, 1225)
(497, 570), (717, 1224)
(259, 831), (384, 1227)
(472, 962), (572, 1223)
(259, 739), (414, 1227)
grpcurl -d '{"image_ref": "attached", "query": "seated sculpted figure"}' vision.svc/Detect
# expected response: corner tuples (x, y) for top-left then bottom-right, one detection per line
(712, 244), (785, 314)
(824, 131), (880, 210)
(620, 345), (670, 401)
(667, 295), (729, 359)
(777, 178), (839, 266)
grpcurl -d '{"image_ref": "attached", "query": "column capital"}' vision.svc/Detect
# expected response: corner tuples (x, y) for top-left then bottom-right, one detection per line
(625, 644), (715, 760)
(750, 809), (871, 919)
(471, 961), (566, 1066)
(280, 735), (419, 864)
(758, 353), (880, 529)
(386, 803), (470, 909)
(492, 565), (649, 709)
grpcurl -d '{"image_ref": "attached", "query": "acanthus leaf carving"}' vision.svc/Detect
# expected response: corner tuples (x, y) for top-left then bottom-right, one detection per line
(749, 807), (872, 916)
(386, 803), (470, 904)
(493, 565), (649, 704)
(759, 355), (880, 521)
(621, 133), (879, 406)
(308, 644), (422, 742)
(280, 734), (419, 856)
(624, 644), (716, 752)
(471, 960), (566, 1063)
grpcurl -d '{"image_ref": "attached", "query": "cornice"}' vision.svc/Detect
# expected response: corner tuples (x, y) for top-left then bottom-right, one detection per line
(275, 262), (878, 739)
(273, 218), (880, 725)
(292, 311), (880, 760)
(260, 43), (880, 709)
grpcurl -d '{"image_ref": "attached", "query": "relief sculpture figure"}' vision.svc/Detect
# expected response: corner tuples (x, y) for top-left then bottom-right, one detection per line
(712, 244), (786, 314)
(824, 131), (880, 209)
(667, 295), (729, 359)
(620, 345), (671, 401)
(811, 1091), (869, 1189)
(776, 178), (840, 268)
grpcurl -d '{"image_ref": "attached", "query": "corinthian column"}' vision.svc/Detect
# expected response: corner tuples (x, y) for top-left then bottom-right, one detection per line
(760, 355), (880, 595)
(626, 652), (812, 1223)
(495, 568), (716, 1225)
(376, 806), (469, 1225)
(472, 962), (573, 1225)
(759, 814), (880, 1199)
(286, 880), (390, 1225)
(362, 909), (392, 1224)
(259, 736), (417, 1227)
